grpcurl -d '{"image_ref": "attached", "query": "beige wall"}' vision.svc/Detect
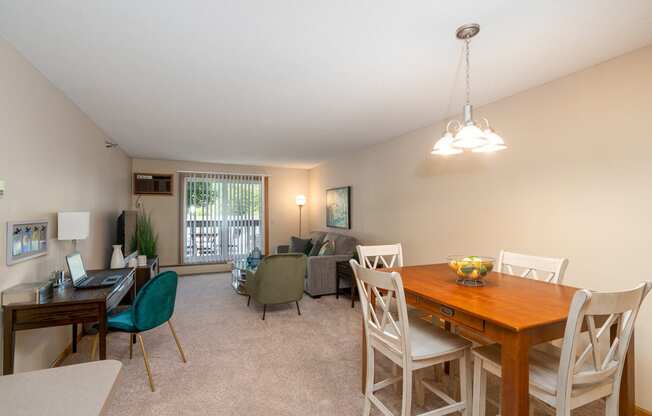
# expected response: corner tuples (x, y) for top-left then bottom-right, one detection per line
(308, 46), (652, 408)
(0, 38), (131, 372)
(131, 159), (309, 265)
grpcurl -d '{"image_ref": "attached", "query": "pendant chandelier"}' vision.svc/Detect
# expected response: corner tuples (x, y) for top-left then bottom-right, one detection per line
(432, 24), (507, 156)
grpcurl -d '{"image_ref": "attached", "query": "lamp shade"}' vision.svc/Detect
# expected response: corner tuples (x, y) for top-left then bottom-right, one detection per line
(57, 211), (90, 240)
(295, 195), (306, 206)
(452, 124), (488, 149)
(431, 132), (463, 156)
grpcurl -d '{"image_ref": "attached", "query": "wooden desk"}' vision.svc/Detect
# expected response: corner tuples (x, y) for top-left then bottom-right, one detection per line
(3, 268), (135, 375)
(0, 360), (121, 415)
(361, 264), (635, 416)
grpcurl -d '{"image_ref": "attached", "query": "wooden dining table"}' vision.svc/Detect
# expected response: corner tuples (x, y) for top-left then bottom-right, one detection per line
(361, 263), (636, 416)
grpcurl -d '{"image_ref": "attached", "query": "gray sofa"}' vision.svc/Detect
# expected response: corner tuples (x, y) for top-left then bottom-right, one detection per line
(278, 231), (358, 297)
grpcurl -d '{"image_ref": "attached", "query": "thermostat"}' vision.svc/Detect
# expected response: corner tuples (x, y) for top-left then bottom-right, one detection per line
(0, 179), (5, 198)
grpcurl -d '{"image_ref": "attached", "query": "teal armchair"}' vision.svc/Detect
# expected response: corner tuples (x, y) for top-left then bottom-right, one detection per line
(91, 271), (186, 392)
(245, 254), (307, 320)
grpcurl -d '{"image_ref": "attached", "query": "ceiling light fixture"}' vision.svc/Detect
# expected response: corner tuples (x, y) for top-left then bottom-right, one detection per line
(432, 23), (507, 156)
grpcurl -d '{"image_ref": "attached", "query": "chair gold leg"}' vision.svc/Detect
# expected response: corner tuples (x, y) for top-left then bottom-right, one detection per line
(168, 320), (187, 363)
(90, 334), (99, 360)
(137, 334), (155, 392)
(129, 334), (133, 359)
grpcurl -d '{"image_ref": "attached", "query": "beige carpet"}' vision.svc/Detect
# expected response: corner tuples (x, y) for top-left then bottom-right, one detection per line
(62, 273), (604, 415)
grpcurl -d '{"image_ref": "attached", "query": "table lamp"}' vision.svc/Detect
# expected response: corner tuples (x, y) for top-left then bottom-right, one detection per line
(295, 195), (306, 237)
(57, 211), (90, 251)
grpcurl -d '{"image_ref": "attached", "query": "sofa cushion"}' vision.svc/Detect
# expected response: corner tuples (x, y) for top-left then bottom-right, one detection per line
(318, 240), (335, 256)
(323, 232), (357, 255)
(289, 236), (312, 254)
(308, 231), (326, 257)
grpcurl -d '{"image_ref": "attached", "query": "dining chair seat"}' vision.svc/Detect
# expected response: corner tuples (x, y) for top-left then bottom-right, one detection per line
(472, 343), (613, 399)
(389, 317), (471, 361)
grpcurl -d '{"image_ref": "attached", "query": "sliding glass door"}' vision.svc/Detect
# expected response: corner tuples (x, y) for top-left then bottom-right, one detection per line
(181, 173), (264, 264)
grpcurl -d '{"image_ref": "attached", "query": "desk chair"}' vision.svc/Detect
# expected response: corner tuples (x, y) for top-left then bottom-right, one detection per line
(91, 271), (186, 391)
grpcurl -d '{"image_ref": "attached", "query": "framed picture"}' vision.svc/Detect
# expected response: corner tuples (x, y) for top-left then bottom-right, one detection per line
(6, 220), (49, 266)
(326, 186), (351, 229)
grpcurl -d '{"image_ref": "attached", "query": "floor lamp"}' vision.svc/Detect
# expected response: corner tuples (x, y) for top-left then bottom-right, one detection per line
(295, 195), (306, 236)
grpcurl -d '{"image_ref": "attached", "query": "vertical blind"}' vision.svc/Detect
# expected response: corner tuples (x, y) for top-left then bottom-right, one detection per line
(180, 172), (265, 264)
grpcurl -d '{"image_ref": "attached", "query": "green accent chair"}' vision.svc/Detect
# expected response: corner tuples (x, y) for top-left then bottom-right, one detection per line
(91, 271), (186, 392)
(245, 254), (307, 320)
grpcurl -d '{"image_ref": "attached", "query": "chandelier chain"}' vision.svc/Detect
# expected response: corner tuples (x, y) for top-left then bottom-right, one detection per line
(465, 38), (471, 105)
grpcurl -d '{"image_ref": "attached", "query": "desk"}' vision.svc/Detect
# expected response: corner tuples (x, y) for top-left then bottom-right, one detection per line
(0, 360), (121, 415)
(361, 264), (636, 416)
(3, 268), (135, 375)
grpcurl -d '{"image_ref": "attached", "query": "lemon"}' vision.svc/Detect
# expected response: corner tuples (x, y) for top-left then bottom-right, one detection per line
(470, 269), (480, 279)
(456, 268), (466, 277)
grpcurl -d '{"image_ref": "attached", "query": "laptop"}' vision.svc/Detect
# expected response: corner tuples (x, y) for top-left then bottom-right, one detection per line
(66, 252), (123, 289)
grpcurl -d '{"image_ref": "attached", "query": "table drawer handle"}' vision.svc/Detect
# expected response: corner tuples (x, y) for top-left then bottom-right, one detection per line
(440, 306), (455, 317)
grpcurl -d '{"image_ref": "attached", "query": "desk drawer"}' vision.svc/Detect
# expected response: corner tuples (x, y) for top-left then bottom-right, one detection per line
(14, 304), (98, 330)
(416, 297), (485, 332)
(106, 273), (134, 311)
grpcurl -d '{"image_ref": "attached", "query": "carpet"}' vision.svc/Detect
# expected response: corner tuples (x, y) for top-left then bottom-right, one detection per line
(62, 273), (604, 415)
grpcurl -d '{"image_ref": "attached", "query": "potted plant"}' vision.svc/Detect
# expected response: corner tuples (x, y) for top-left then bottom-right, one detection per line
(131, 211), (158, 258)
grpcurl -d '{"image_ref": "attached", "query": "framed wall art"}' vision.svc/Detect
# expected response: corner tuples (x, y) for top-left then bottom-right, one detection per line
(326, 186), (351, 229)
(6, 219), (49, 266)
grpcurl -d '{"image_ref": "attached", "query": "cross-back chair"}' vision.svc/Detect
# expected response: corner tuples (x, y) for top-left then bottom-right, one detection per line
(357, 244), (404, 270)
(351, 259), (472, 416)
(496, 250), (569, 284)
(471, 281), (651, 416)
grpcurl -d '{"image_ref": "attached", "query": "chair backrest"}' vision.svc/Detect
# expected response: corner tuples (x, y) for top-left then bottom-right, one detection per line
(556, 282), (651, 406)
(133, 271), (179, 332)
(357, 244), (404, 269)
(350, 259), (411, 360)
(496, 250), (568, 284)
(251, 254), (307, 303)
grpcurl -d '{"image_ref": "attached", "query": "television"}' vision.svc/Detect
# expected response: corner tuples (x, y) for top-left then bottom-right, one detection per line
(116, 210), (138, 256)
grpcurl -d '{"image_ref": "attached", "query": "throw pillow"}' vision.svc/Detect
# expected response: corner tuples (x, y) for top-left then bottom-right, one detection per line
(303, 241), (313, 255)
(308, 235), (325, 257)
(289, 236), (311, 254)
(318, 240), (335, 256)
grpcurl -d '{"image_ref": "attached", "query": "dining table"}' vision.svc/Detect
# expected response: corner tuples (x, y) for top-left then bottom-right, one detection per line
(360, 263), (636, 416)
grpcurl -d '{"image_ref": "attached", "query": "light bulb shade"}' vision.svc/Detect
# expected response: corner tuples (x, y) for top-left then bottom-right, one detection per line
(57, 211), (90, 241)
(431, 132), (462, 155)
(452, 124), (488, 149)
(472, 129), (507, 153)
(295, 195), (306, 206)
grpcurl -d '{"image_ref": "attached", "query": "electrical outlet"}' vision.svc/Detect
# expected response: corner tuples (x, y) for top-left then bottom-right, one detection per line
(0, 179), (5, 198)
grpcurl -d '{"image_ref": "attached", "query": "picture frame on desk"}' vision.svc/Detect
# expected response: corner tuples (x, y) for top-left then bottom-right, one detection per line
(6, 219), (49, 266)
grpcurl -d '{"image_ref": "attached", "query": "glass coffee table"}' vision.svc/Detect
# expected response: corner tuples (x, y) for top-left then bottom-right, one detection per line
(231, 259), (259, 295)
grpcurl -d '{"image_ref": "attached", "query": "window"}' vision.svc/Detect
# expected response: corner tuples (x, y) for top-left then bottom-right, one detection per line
(180, 172), (265, 264)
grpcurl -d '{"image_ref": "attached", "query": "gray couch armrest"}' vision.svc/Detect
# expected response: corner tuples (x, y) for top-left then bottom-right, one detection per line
(305, 254), (353, 296)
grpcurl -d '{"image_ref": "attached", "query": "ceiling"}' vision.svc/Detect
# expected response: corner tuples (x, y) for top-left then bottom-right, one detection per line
(1, 1), (651, 168)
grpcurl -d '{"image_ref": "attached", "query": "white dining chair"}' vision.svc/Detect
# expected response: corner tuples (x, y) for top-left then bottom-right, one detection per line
(357, 244), (404, 269)
(496, 250), (569, 284)
(351, 259), (472, 416)
(471, 281), (651, 416)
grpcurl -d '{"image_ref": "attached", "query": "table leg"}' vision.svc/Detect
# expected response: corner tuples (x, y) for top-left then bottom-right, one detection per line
(615, 329), (635, 416)
(3, 309), (15, 375)
(71, 324), (78, 353)
(501, 331), (530, 416)
(361, 316), (366, 393)
(443, 321), (451, 375)
(99, 305), (107, 360)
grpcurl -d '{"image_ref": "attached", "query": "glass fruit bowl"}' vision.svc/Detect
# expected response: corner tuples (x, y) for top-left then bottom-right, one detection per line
(447, 255), (494, 287)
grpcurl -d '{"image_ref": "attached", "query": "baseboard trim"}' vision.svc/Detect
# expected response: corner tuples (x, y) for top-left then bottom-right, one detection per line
(50, 325), (85, 368)
(637, 406), (652, 416)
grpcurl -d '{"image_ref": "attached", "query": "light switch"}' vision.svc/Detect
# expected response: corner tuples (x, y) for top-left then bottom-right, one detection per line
(0, 179), (5, 198)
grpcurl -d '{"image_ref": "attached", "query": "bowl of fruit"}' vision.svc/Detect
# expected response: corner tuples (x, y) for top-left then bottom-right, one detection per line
(447, 255), (494, 287)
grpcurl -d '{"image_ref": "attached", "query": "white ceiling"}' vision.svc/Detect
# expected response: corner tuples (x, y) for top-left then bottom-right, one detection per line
(1, 1), (651, 168)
